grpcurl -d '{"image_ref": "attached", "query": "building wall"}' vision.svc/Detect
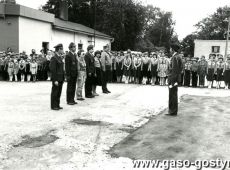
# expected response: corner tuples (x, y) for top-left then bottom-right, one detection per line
(194, 40), (230, 59)
(0, 16), (19, 52)
(18, 16), (52, 54)
(94, 37), (111, 51)
(52, 29), (74, 52)
(2, 16), (111, 54)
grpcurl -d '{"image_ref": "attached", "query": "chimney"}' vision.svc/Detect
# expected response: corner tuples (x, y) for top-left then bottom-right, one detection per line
(59, 0), (68, 21)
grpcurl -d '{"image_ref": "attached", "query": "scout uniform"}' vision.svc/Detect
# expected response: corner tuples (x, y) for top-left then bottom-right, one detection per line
(7, 60), (14, 81)
(184, 58), (192, 87)
(50, 44), (65, 110)
(123, 55), (131, 84)
(191, 58), (199, 87)
(115, 53), (124, 83)
(215, 57), (224, 89)
(133, 54), (142, 84)
(207, 57), (216, 88)
(197, 57), (207, 87)
(30, 60), (38, 82)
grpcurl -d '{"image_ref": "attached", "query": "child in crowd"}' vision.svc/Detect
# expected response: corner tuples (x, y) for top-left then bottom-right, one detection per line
(76, 50), (86, 101)
(92, 50), (102, 96)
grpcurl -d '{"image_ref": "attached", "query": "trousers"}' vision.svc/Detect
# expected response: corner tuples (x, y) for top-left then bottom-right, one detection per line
(168, 85), (178, 115)
(77, 71), (86, 98)
(51, 81), (63, 109)
(66, 76), (77, 103)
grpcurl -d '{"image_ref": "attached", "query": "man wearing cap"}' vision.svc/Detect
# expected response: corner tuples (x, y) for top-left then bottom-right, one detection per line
(101, 45), (112, 93)
(65, 42), (78, 105)
(50, 44), (65, 110)
(84, 45), (95, 98)
(166, 43), (183, 116)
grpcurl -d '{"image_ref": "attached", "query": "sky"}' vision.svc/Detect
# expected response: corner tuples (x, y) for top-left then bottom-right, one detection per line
(16, 0), (230, 40)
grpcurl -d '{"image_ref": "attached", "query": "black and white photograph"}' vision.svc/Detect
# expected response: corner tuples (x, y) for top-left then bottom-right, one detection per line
(0, 0), (230, 169)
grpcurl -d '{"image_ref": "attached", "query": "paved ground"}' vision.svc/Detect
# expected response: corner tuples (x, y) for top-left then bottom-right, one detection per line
(0, 82), (230, 170)
(110, 95), (230, 161)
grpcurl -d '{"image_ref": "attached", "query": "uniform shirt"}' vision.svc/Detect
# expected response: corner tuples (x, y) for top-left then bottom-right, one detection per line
(65, 51), (78, 78)
(124, 57), (131, 67)
(224, 61), (230, 70)
(0, 58), (4, 66)
(207, 60), (216, 69)
(84, 52), (95, 74)
(191, 62), (199, 72)
(49, 52), (65, 82)
(216, 61), (224, 69)
(134, 57), (142, 67)
(78, 56), (86, 72)
(142, 57), (150, 65)
(101, 51), (112, 71)
(19, 60), (25, 70)
(184, 62), (192, 70)
(94, 57), (101, 68)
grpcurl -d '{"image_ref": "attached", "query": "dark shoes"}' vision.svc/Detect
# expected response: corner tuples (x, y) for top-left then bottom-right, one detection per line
(85, 95), (95, 98)
(77, 98), (85, 101)
(67, 101), (78, 105)
(103, 90), (111, 94)
(165, 113), (177, 116)
(51, 106), (63, 111)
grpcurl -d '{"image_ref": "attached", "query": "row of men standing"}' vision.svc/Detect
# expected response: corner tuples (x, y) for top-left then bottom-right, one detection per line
(49, 43), (112, 110)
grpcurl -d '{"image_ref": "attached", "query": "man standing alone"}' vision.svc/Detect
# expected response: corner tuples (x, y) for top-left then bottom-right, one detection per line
(50, 44), (65, 110)
(101, 45), (112, 94)
(65, 42), (78, 105)
(166, 43), (183, 116)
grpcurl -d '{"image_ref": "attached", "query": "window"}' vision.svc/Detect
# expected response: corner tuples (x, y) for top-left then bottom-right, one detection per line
(88, 36), (93, 45)
(42, 42), (49, 55)
(78, 43), (83, 50)
(212, 46), (220, 53)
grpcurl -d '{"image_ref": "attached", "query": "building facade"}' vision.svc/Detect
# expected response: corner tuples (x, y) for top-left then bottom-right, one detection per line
(194, 39), (230, 59)
(0, 3), (113, 54)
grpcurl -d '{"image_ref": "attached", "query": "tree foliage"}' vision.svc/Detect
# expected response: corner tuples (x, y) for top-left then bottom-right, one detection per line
(180, 6), (230, 56)
(42, 0), (177, 51)
(194, 6), (230, 40)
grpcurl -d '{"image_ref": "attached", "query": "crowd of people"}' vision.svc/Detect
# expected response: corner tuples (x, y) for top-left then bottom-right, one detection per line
(0, 49), (51, 82)
(2, 43), (230, 112)
(1, 46), (230, 90)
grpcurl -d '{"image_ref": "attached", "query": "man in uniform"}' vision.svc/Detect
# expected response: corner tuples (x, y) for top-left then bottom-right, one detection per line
(101, 44), (112, 93)
(65, 42), (78, 105)
(84, 45), (95, 98)
(50, 44), (65, 110)
(166, 43), (183, 116)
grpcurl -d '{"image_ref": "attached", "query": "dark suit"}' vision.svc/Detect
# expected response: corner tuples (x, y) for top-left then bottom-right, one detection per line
(84, 52), (95, 97)
(50, 53), (65, 109)
(168, 53), (183, 115)
(65, 51), (78, 103)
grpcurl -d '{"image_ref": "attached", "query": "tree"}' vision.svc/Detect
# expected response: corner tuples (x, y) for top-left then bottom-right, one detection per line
(181, 34), (197, 57)
(194, 6), (230, 40)
(136, 7), (176, 53)
(42, 0), (176, 51)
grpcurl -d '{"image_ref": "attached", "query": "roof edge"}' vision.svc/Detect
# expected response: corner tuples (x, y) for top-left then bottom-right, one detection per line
(53, 25), (113, 40)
